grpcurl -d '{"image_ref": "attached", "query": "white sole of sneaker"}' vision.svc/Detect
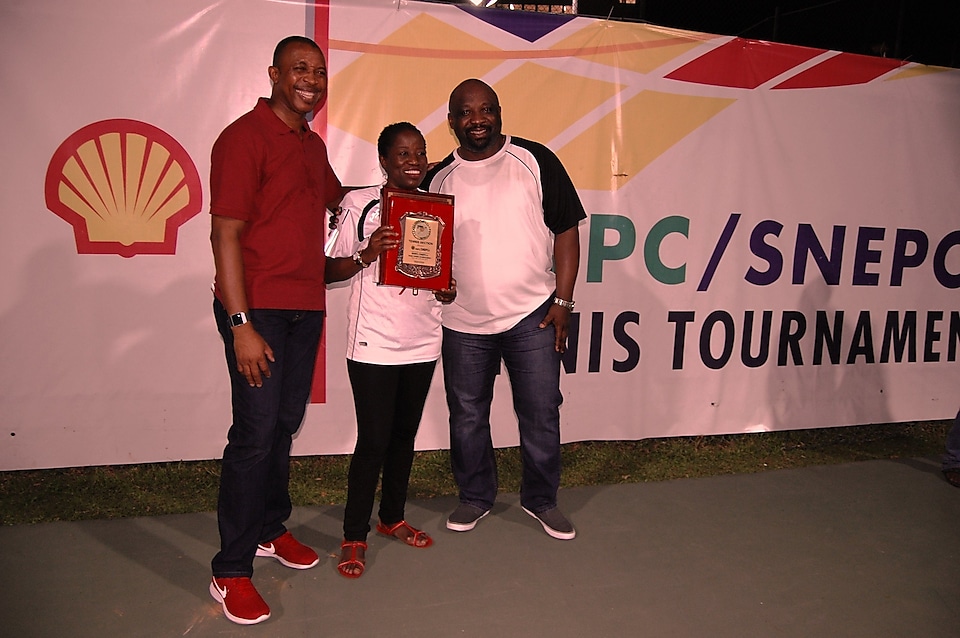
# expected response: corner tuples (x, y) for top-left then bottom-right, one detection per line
(255, 545), (319, 569)
(445, 508), (489, 532)
(209, 580), (271, 625)
(521, 506), (576, 540)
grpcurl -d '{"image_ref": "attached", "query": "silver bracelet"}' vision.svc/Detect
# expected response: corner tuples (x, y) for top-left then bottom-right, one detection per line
(352, 250), (371, 268)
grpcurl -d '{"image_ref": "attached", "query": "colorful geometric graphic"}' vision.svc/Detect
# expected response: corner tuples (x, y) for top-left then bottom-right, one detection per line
(329, 9), (732, 191)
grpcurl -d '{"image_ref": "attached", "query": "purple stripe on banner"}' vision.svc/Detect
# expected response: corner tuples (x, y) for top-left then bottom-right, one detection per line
(457, 6), (577, 43)
(697, 213), (741, 292)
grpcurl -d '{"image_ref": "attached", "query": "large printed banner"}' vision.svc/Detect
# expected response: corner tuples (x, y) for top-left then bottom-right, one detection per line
(1, 0), (958, 470)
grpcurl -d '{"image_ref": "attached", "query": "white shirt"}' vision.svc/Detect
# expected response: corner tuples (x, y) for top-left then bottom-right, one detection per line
(329, 185), (443, 364)
(425, 136), (585, 334)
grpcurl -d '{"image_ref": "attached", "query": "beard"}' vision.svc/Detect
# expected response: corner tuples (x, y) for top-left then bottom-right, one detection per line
(459, 125), (499, 154)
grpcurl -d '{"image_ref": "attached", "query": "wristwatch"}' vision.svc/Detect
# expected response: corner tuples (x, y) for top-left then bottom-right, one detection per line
(553, 297), (575, 311)
(229, 311), (249, 327)
(353, 250), (371, 268)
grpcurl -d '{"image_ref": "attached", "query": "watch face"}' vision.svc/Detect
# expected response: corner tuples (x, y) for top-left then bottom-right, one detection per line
(230, 312), (247, 327)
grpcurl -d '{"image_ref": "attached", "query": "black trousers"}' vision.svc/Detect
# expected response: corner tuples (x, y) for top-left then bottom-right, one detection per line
(342, 359), (437, 541)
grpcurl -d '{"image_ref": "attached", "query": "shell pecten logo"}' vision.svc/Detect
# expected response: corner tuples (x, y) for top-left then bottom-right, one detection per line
(45, 119), (202, 258)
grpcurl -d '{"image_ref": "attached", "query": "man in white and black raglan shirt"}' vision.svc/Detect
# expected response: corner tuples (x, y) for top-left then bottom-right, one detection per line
(422, 78), (586, 540)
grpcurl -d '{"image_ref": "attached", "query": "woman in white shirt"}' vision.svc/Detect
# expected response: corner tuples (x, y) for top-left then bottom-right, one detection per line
(326, 122), (454, 578)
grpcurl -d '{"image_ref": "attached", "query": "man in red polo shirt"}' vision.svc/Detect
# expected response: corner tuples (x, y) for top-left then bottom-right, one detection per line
(208, 35), (343, 626)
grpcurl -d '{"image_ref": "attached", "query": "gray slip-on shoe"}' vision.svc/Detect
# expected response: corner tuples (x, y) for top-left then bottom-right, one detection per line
(446, 503), (490, 532)
(522, 506), (576, 540)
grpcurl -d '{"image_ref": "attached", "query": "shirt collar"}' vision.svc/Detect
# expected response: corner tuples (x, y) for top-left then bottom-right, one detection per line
(253, 97), (312, 136)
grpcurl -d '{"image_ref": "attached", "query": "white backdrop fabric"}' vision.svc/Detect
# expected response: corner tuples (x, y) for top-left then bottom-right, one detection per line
(2, 0), (958, 470)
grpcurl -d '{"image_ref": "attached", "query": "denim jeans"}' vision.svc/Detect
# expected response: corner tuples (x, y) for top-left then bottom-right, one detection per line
(342, 359), (437, 541)
(211, 298), (324, 578)
(441, 297), (563, 513)
(943, 409), (960, 471)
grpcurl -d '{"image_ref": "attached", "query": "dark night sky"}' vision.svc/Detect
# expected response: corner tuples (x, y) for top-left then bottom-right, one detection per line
(578, 0), (959, 68)
(447, 0), (960, 68)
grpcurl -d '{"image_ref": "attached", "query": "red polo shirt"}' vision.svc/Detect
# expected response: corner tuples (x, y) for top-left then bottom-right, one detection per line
(210, 98), (342, 311)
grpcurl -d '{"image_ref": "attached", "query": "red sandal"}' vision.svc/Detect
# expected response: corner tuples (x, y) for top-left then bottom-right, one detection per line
(376, 520), (433, 548)
(337, 540), (367, 578)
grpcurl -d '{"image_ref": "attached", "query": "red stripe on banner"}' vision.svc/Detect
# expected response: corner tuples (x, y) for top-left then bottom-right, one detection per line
(312, 0), (330, 132)
(773, 52), (907, 89)
(311, 0), (331, 404)
(667, 38), (824, 89)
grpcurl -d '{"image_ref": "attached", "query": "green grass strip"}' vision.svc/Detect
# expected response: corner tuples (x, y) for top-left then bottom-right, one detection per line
(0, 421), (949, 525)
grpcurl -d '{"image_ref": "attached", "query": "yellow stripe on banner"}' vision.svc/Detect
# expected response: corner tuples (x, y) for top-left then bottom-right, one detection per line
(440, 63), (619, 152)
(886, 64), (953, 81)
(558, 91), (735, 191)
(331, 14), (502, 150)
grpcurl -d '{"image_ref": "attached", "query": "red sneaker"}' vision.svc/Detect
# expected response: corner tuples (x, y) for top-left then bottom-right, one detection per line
(256, 531), (319, 569)
(209, 576), (270, 625)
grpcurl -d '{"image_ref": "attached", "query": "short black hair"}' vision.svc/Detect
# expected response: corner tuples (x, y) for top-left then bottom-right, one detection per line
(273, 35), (321, 67)
(377, 122), (423, 157)
(448, 78), (498, 114)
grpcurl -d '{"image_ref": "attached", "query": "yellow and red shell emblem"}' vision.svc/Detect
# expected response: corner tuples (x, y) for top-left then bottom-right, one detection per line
(45, 119), (202, 257)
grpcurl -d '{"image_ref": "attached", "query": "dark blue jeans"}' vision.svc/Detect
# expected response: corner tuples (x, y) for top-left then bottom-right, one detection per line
(441, 297), (563, 514)
(943, 409), (960, 471)
(211, 298), (324, 578)
(342, 359), (437, 541)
